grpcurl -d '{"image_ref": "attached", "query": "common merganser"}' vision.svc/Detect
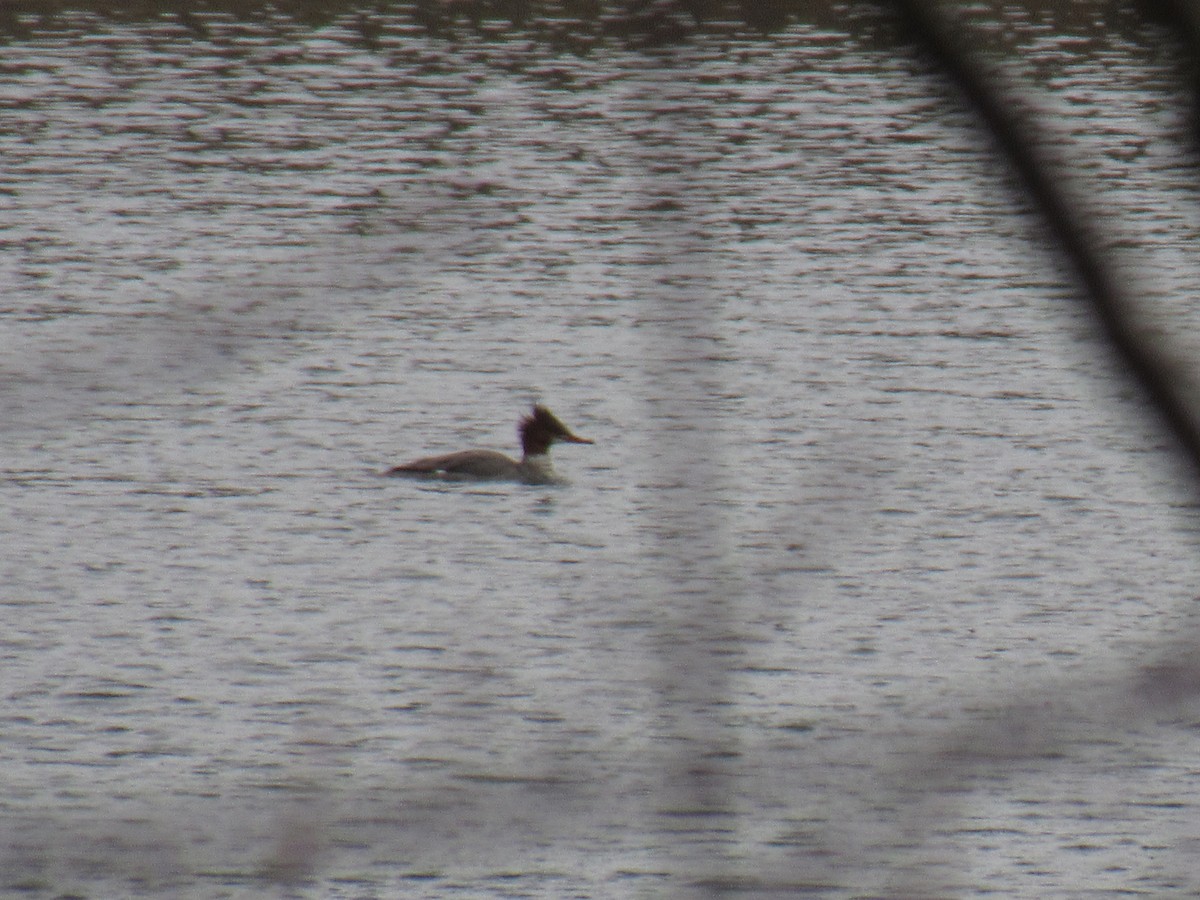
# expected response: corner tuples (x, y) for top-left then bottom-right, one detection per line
(385, 405), (593, 484)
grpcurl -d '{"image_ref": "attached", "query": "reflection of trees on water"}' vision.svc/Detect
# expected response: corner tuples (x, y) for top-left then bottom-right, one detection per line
(0, 1), (1158, 45)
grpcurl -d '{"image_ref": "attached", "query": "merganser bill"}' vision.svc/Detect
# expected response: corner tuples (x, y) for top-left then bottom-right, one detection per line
(385, 405), (593, 484)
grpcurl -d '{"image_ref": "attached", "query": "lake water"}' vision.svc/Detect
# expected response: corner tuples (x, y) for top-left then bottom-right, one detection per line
(4, 5), (1200, 898)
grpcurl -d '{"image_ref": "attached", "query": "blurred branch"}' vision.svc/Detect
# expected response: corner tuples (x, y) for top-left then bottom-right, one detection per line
(1147, 0), (1200, 142)
(893, 0), (1200, 479)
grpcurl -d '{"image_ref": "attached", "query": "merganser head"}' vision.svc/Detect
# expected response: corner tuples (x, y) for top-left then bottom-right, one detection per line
(519, 405), (593, 457)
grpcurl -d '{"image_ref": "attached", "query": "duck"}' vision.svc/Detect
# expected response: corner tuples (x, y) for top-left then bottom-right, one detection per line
(385, 405), (592, 484)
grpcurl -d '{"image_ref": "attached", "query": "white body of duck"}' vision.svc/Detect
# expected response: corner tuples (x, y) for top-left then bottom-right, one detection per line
(386, 405), (592, 484)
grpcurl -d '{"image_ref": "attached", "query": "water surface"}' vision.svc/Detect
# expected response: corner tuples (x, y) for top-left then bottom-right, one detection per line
(3, 7), (1200, 897)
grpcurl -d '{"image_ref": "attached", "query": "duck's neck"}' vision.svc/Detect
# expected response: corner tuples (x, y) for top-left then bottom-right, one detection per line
(519, 453), (555, 481)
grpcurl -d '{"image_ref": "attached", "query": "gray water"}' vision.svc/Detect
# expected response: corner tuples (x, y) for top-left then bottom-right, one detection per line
(4, 7), (1200, 898)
